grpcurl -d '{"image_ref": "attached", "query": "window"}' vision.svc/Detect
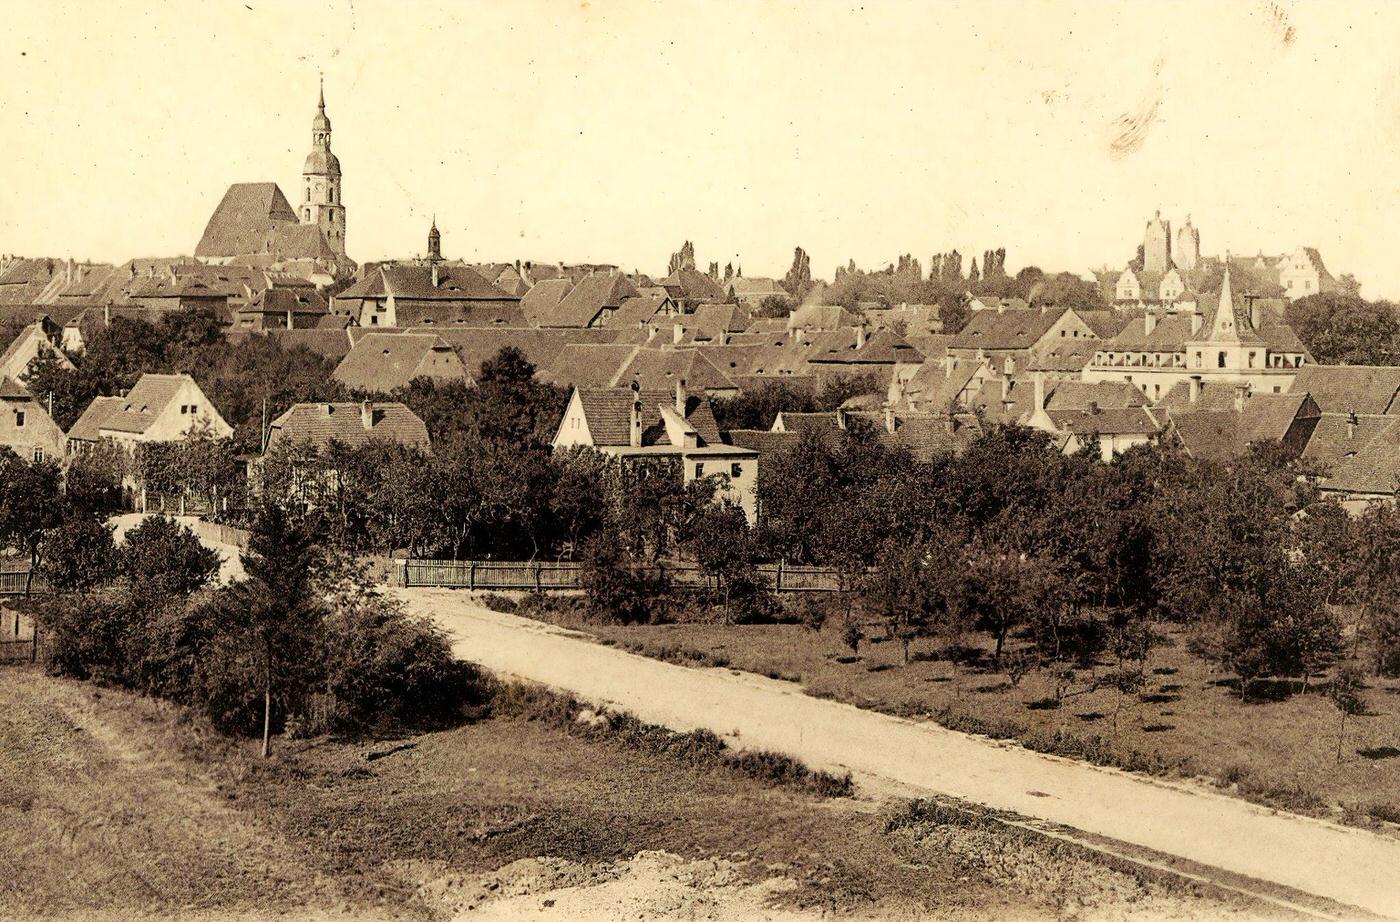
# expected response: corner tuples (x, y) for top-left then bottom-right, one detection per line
(731, 462), (742, 479)
(694, 463), (704, 478)
(1217, 352), (1226, 368)
(14, 411), (23, 428)
(1194, 351), (1202, 368)
(1273, 386), (1282, 394)
(32, 448), (43, 463)
(180, 404), (188, 415)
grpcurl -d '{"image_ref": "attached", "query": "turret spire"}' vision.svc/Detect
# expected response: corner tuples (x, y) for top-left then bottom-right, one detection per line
(1210, 253), (1237, 339)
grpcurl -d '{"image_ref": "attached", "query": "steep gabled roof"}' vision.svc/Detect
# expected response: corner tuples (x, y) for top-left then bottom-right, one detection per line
(266, 401), (430, 452)
(1302, 413), (1396, 473)
(615, 348), (738, 393)
(332, 332), (468, 392)
(100, 374), (197, 435)
(1288, 365), (1400, 416)
(547, 273), (641, 328)
(573, 386), (722, 447)
(951, 306), (1067, 352)
(1322, 419), (1400, 496)
(195, 183), (300, 258)
(539, 343), (638, 388)
(519, 277), (574, 326)
(67, 395), (125, 442)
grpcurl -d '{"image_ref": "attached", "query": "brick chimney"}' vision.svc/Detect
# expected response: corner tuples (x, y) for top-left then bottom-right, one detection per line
(1347, 410), (1358, 440)
(1144, 309), (1157, 335)
(1190, 311), (1202, 336)
(1033, 371), (1045, 412)
(1000, 376), (1010, 401)
(674, 378), (686, 415)
(285, 309), (294, 329)
(361, 400), (375, 430)
(855, 326), (866, 349)
(884, 406), (896, 433)
(1234, 384), (1248, 414)
(1087, 400), (1099, 416)
(673, 322), (685, 345)
(1188, 375), (1201, 404)
(629, 383), (643, 447)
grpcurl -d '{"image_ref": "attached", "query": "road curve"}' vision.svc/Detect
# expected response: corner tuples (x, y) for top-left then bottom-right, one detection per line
(400, 588), (1400, 919)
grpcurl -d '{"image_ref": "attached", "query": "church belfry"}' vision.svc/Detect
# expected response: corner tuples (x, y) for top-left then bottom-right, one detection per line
(302, 79), (346, 258)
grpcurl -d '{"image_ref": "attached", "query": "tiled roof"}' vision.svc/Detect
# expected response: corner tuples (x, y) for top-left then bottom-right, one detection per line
(100, 374), (193, 435)
(574, 387), (722, 447)
(1045, 380), (1148, 410)
(788, 303), (858, 331)
(1166, 394), (1317, 462)
(1045, 405), (1162, 437)
(269, 328), (354, 361)
(726, 429), (803, 455)
(195, 183), (300, 258)
(544, 273), (641, 328)
(539, 344), (637, 388)
(67, 395), (125, 441)
(1323, 419), (1400, 496)
(0, 376), (30, 399)
(519, 278), (573, 326)
(1288, 365), (1400, 416)
(246, 287), (329, 316)
(660, 268), (726, 302)
(1301, 413), (1396, 473)
(266, 401), (430, 453)
(951, 306), (1067, 352)
(333, 332), (468, 393)
(616, 348), (739, 393)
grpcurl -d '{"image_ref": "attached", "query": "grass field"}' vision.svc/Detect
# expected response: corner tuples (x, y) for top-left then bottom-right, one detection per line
(507, 598), (1400, 829)
(0, 665), (1264, 920)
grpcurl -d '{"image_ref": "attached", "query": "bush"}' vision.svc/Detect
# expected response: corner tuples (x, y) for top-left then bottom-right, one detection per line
(479, 592), (517, 613)
(119, 516), (220, 601)
(40, 515), (116, 592)
(581, 531), (670, 624)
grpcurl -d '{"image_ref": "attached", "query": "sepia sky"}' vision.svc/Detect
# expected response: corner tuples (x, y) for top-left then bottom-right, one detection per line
(3, 0), (1400, 294)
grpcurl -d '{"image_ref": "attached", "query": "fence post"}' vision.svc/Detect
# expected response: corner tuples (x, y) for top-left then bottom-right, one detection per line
(535, 563), (542, 593)
(469, 561), (476, 591)
(402, 558), (411, 588)
(777, 559), (785, 593)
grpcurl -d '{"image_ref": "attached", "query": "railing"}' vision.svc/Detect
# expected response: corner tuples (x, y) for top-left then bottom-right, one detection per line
(400, 559), (851, 593)
(0, 565), (39, 597)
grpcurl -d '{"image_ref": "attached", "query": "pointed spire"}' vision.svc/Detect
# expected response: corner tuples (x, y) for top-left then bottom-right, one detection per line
(318, 76), (325, 111)
(1210, 252), (1236, 339)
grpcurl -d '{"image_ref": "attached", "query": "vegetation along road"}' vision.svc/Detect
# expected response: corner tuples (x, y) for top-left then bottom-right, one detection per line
(401, 587), (1400, 919)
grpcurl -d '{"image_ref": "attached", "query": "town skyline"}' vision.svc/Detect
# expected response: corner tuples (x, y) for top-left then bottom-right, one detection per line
(3, 1), (1398, 293)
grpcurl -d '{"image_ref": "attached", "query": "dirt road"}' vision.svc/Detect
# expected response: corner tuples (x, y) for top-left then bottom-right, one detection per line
(401, 588), (1400, 919)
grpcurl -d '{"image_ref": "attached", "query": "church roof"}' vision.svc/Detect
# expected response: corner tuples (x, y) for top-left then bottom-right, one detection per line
(303, 149), (341, 177)
(195, 183), (300, 259)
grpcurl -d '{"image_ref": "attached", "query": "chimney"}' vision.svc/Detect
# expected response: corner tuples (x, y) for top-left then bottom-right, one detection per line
(944, 355), (953, 379)
(629, 391), (643, 447)
(361, 400), (374, 430)
(1000, 376), (1010, 401)
(674, 378), (686, 415)
(884, 406), (896, 433)
(1347, 410), (1359, 440)
(996, 300), (1006, 314)
(1234, 384), (1248, 414)
(324, 403), (333, 417)
(1033, 371), (1045, 412)
(943, 413), (955, 434)
(1248, 295), (1262, 331)
(1144, 309), (1157, 335)
(1188, 375), (1201, 404)
(835, 408), (847, 430)
(285, 309), (294, 329)
(673, 322), (685, 345)
(103, 302), (111, 327)
(1190, 311), (1202, 336)
(431, 263), (440, 288)
(855, 326), (866, 349)
(1088, 401), (1099, 416)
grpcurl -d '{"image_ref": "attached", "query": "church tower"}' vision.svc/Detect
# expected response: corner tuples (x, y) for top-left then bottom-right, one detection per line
(302, 79), (346, 258)
(1175, 214), (1200, 273)
(1143, 210), (1171, 274)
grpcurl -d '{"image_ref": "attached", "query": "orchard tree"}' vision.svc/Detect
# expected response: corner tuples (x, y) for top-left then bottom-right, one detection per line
(0, 453), (65, 594)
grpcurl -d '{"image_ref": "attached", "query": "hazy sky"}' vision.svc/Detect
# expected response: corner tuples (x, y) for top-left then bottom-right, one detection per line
(3, 1), (1400, 294)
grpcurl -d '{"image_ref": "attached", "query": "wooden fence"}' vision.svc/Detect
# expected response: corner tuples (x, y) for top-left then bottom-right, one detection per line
(0, 605), (35, 663)
(399, 559), (851, 593)
(0, 564), (39, 598)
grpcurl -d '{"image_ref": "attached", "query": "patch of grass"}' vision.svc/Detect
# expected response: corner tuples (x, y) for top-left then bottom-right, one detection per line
(1025, 697), (1061, 711)
(1142, 724), (1175, 733)
(1367, 802), (1400, 825)
(478, 592), (517, 614)
(1075, 712), (1106, 722)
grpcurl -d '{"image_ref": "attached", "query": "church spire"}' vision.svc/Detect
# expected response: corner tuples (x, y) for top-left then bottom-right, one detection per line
(1210, 253), (1237, 340)
(427, 217), (442, 262)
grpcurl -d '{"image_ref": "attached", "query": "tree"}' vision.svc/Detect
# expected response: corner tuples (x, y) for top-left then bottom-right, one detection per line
(1327, 666), (1366, 764)
(231, 501), (324, 757)
(0, 453), (65, 594)
(755, 294), (793, 318)
(783, 246), (813, 300)
(119, 516), (221, 604)
(686, 500), (768, 623)
(41, 514), (116, 593)
(1285, 293), (1400, 366)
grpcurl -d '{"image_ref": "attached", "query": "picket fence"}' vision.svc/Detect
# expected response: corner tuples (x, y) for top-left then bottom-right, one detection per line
(398, 559), (851, 593)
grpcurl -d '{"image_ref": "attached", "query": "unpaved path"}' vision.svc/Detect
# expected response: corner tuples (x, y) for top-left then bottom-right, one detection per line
(402, 588), (1400, 919)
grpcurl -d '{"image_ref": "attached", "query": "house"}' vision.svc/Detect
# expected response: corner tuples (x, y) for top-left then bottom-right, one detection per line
(1278, 246), (1335, 301)
(948, 304), (1097, 377)
(265, 400), (430, 453)
(520, 278), (574, 327)
(552, 384), (759, 523)
(864, 302), (943, 336)
(541, 272), (642, 328)
(334, 264), (522, 329)
(1318, 420), (1400, 513)
(1155, 386), (1321, 462)
(770, 407), (981, 461)
(1082, 262), (1310, 402)
(1025, 373), (1162, 460)
(66, 373), (233, 450)
(333, 332), (469, 392)
(231, 286), (330, 331)
(0, 322), (72, 382)
(0, 377), (66, 463)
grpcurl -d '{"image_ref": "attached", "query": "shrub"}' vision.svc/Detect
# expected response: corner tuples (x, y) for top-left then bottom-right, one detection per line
(40, 515), (116, 592)
(119, 516), (220, 602)
(479, 592), (517, 613)
(581, 531), (670, 624)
